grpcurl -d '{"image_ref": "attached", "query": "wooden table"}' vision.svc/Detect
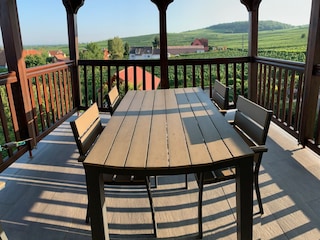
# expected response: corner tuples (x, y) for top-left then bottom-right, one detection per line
(84, 87), (254, 240)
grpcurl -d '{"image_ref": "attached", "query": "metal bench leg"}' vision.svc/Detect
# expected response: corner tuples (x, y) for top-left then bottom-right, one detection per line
(146, 176), (157, 237)
(198, 172), (204, 239)
(254, 173), (264, 214)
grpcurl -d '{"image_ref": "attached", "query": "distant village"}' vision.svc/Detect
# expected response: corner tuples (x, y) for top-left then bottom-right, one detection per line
(0, 37), (228, 93)
(0, 49), (68, 69)
(0, 37), (229, 69)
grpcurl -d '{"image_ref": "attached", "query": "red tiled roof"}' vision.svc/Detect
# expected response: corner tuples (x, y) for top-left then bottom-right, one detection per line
(116, 66), (161, 90)
(22, 49), (42, 58)
(54, 54), (68, 61)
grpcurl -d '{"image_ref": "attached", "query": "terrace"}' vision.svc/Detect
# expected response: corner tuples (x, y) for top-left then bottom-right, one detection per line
(0, 0), (320, 239)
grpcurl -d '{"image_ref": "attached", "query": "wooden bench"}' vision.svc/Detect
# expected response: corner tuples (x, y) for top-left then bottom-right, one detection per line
(212, 80), (230, 111)
(106, 86), (121, 115)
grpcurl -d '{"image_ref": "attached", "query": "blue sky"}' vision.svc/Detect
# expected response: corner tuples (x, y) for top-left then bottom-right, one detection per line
(14, 0), (312, 46)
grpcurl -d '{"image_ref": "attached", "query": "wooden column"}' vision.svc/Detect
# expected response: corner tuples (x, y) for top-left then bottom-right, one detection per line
(0, 0), (36, 146)
(240, 0), (261, 102)
(151, 0), (173, 89)
(299, 0), (320, 145)
(62, 0), (84, 108)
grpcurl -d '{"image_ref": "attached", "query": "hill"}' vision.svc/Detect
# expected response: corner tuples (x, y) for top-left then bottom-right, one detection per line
(206, 20), (294, 33)
(34, 21), (309, 55)
(116, 21), (308, 52)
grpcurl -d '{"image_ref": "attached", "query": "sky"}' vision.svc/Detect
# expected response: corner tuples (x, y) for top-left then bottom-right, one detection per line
(13, 0), (312, 46)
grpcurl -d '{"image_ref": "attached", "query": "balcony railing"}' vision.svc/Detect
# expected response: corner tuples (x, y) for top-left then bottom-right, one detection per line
(256, 57), (305, 138)
(78, 57), (320, 155)
(1, 56), (320, 172)
(0, 61), (75, 171)
(79, 57), (250, 109)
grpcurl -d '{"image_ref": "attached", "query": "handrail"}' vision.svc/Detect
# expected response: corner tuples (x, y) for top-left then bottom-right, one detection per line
(2, 57), (320, 171)
(0, 62), (76, 172)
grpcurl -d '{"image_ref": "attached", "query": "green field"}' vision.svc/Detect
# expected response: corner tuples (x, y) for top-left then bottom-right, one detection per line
(30, 21), (309, 60)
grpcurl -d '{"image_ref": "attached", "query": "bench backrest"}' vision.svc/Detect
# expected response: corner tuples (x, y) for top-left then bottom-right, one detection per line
(212, 80), (229, 110)
(234, 95), (273, 146)
(106, 86), (120, 115)
(70, 103), (103, 162)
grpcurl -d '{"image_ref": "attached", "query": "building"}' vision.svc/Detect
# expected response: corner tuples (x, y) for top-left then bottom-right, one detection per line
(191, 38), (209, 52)
(129, 47), (160, 60)
(113, 66), (161, 90)
(167, 45), (205, 56)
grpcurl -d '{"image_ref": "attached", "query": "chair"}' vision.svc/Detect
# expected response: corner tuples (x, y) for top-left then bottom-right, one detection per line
(211, 80), (230, 112)
(70, 103), (157, 236)
(195, 95), (272, 238)
(106, 85), (121, 115)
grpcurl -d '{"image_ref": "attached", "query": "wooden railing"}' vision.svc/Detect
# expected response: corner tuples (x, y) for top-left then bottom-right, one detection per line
(26, 61), (75, 141)
(78, 57), (320, 154)
(0, 61), (75, 172)
(2, 57), (320, 171)
(255, 57), (305, 138)
(79, 57), (250, 109)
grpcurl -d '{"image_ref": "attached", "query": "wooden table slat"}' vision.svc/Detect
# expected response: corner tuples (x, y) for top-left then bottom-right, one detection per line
(106, 91), (145, 167)
(175, 88), (212, 165)
(147, 90), (168, 168)
(126, 91), (154, 168)
(165, 89), (191, 168)
(194, 88), (253, 159)
(84, 91), (136, 166)
(185, 88), (233, 162)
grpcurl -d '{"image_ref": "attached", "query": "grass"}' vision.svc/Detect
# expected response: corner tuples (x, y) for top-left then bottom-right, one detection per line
(28, 22), (309, 56)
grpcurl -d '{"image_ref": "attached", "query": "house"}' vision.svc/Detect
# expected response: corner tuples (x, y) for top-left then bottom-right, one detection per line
(113, 66), (161, 90)
(191, 38), (209, 52)
(48, 50), (68, 62)
(129, 45), (205, 59)
(48, 50), (65, 58)
(22, 49), (42, 58)
(167, 45), (205, 56)
(103, 48), (109, 60)
(129, 47), (160, 60)
(0, 49), (44, 69)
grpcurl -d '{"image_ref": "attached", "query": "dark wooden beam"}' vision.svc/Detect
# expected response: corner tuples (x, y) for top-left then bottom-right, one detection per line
(240, 0), (261, 102)
(151, 0), (173, 89)
(63, 0), (84, 108)
(62, 0), (84, 14)
(299, 0), (320, 145)
(0, 0), (36, 147)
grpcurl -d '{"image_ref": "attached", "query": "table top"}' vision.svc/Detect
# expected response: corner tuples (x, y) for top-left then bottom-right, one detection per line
(84, 87), (253, 176)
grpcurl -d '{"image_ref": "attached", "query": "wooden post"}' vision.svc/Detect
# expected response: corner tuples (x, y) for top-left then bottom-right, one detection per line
(240, 0), (261, 102)
(0, 0), (36, 147)
(299, 0), (320, 145)
(151, 0), (173, 89)
(62, 0), (84, 108)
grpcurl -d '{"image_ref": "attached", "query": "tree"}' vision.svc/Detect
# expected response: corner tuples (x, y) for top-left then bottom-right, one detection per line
(110, 37), (124, 60)
(25, 54), (47, 68)
(152, 35), (160, 48)
(124, 42), (130, 57)
(80, 42), (104, 60)
(108, 40), (113, 55)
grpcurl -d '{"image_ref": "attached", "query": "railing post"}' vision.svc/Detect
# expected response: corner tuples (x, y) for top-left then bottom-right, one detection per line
(151, 0), (173, 89)
(0, 0), (36, 147)
(63, 0), (84, 108)
(240, 0), (261, 101)
(299, 0), (320, 146)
